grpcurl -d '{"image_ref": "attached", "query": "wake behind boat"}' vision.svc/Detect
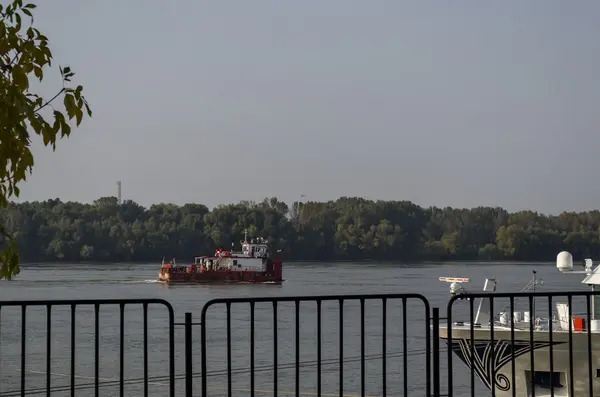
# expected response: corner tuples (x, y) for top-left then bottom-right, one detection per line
(158, 230), (283, 284)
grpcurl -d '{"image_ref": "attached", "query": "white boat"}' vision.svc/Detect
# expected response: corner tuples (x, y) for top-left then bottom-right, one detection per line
(439, 251), (600, 397)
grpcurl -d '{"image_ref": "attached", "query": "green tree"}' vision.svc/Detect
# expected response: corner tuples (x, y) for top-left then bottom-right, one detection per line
(3, 195), (600, 264)
(0, 0), (92, 279)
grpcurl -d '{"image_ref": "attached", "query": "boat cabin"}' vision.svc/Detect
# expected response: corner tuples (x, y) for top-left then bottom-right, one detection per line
(240, 237), (269, 258)
(161, 230), (274, 275)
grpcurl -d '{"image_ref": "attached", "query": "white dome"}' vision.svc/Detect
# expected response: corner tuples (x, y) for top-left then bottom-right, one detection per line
(557, 251), (573, 272)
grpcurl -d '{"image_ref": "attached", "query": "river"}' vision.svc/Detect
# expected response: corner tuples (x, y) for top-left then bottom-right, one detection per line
(0, 261), (590, 396)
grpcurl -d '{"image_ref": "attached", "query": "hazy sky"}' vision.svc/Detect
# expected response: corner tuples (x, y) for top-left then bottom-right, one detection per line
(15, 1), (600, 213)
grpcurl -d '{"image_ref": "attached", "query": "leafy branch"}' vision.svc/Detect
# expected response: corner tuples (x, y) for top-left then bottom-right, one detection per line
(0, 0), (92, 279)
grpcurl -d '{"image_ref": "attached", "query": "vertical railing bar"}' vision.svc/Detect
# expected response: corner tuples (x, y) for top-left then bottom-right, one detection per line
(510, 297), (516, 397)
(0, 306), (2, 384)
(119, 303), (125, 397)
(568, 295), (574, 397)
(360, 298), (365, 397)
(185, 312), (193, 397)
(170, 306), (175, 397)
(548, 296), (554, 397)
(273, 301), (278, 397)
(425, 298), (431, 397)
(201, 305), (207, 397)
(529, 296), (535, 397)
(227, 302), (232, 397)
(469, 298), (475, 397)
(143, 303), (149, 397)
(317, 300), (322, 397)
(250, 302), (255, 397)
(70, 304), (76, 397)
(447, 298), (454, 397)
(339, 299), (344, 397)
(295, 300), (300, 397)
(490, 297), (496, 397)
(587, 294), (593, 397)
(46, 304), (51, 397)
(382, 298), (387, 397)
(94, 303), (100, 397)
(402, 297), (408, 397)
(21, 305), (26, 397)
(432, 307), (440, 397)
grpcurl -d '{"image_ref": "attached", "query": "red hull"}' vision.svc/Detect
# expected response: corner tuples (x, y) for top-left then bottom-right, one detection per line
(159, 260), (283, 284)
(159, 270), (283, 284)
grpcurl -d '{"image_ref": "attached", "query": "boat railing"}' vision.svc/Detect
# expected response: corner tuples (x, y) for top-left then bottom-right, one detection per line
(493, 271), (543, 322)
(490, 305), (593, 333)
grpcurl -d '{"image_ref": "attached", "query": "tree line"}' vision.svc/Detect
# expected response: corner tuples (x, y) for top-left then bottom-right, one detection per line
(1, 196), (599, 263)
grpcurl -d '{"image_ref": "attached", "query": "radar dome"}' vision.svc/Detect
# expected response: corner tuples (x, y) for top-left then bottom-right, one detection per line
(557, 251), (574, 272)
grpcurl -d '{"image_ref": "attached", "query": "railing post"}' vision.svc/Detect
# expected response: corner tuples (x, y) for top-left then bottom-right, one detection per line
(185, 312), (193, 397)
(432, 307), (440, 397)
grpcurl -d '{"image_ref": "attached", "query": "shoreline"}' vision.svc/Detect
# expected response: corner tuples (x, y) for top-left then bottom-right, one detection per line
(18, 259), (556, 266)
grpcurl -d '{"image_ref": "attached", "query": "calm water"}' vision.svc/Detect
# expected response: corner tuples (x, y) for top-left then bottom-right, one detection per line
(0, 261), (590, 397)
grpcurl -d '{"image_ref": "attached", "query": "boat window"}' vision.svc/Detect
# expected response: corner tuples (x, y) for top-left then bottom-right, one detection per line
(526, 370), (564, 390)
(233, 260), (237, 267)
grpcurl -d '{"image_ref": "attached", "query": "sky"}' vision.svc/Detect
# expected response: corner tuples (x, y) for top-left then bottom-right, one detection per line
(13, 0), (600, 214)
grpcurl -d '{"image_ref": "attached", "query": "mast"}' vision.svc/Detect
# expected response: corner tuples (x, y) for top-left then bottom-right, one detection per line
(532, 270), (537, 316)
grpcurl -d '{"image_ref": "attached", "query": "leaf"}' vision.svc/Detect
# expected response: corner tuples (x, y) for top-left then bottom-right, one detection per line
(63, 92), (76, 119)
(12, 65), (29, 91)
(51, 110), (63, 133)
(84, 100), (92, 117)
(33, 65), (42, 80)
(60, 116), (71, 137)
(14, 11), (21, 31)
(0, 0), (92, 280)
(75, 106), (83, 126)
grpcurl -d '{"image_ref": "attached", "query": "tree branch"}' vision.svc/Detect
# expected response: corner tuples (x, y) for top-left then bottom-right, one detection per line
(34, 87), (65, 113)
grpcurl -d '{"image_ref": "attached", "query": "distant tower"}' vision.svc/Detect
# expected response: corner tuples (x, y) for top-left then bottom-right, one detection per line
(116, 181), (122, 204)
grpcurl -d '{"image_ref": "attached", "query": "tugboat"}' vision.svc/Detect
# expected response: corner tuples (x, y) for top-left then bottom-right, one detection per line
(158, 230), (283, 284)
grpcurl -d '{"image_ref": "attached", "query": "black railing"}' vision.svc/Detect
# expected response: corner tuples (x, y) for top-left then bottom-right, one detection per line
(197, 294), (431, 397)
(446, 290), (600, 397)
(1, 291), (597, 397)
(0, 299), (175, 397)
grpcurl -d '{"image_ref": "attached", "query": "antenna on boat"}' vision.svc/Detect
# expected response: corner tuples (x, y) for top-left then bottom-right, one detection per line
(439, 277), (470, 296)
(556, 251), (594, 275)
(521, 270), (543, 293)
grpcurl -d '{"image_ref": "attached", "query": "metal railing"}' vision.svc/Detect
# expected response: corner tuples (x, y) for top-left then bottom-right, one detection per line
(197, 294), (431, 397)
(446, 290), (600, 397)
(2, 291), (597, 397)
(0, 299), (175, 397)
